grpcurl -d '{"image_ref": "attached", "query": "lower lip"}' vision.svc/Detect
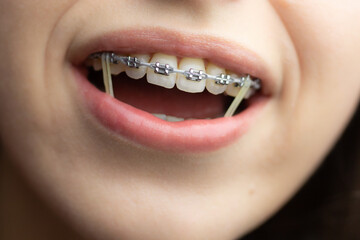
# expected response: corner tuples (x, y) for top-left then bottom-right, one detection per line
(74, 68), (267, 153)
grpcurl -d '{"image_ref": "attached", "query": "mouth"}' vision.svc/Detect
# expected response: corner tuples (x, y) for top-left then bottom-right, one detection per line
(71, 28), (273, 153)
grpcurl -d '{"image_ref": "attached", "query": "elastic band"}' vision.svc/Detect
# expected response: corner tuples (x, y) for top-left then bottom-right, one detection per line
(101, 53), (114, 97)
(224, 77), (251, 117)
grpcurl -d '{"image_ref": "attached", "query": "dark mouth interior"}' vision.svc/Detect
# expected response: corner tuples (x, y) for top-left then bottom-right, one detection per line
(87, 67), (249, 119)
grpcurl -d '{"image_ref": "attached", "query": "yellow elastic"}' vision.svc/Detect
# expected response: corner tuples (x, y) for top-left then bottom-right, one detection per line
(224, 76), (251, 117)
(101, 53), (114, 97)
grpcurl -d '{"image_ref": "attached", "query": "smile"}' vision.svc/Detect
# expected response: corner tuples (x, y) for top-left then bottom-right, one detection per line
(72, 28), (274, 152)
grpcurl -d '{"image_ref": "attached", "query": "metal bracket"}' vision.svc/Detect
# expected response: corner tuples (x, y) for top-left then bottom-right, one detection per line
(123, 56), (141, 68)
(152, 62), (174, 76)
(184, 69), (207, 81)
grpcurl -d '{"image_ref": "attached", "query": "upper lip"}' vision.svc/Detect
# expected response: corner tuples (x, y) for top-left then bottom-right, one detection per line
(69, 27), (276, 96)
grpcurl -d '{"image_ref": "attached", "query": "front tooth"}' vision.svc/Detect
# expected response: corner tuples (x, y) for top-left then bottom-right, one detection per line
(205, 63), (227, 95)
(225, 73), (241, 97)
(147, 53), (177, 89)
(110, 63), (125, 75)
(125, 54), (150, 79)
(176, 58), (206, 93)
(93, 59), (102, 71)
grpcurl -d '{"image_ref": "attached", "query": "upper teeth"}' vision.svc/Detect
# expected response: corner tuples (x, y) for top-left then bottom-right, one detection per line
(176, 57), (206, 93)
(147, 53), (177, 89)
(126, 54), (150, 79)
(206, 63), (227, 95)
(89, 52), (260, 97)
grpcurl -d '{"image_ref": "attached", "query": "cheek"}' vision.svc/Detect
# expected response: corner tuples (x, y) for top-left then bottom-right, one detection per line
(269, 0), (360, 162)
(270, 1), (360, 79)
(0, 0), (80, 107)
(0, 0), (84, 178)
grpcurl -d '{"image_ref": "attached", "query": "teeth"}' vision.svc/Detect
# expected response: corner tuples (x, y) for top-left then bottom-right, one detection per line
(147, 53), (177, 89)
(90, 52), (259, 100)
(244, 88), (255, 99)
(152, 113), (185, 122)
(225, 83), (240, 97)
(93, 59), (102, 71)
(225, 72), (241, 97)
(176, 58), (206, 93)
(205, 63), (227, 95)
(125, 54), (150, 79)
(152, 113), (167, 120)
(110, 63), (125, 75)
(166, 115), (184, 122)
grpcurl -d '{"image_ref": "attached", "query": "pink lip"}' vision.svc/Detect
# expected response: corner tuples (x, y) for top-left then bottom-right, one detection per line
(71, 28), (272, 153)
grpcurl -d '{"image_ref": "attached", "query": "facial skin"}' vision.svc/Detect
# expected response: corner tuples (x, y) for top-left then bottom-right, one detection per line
(0, 0), (359, 239)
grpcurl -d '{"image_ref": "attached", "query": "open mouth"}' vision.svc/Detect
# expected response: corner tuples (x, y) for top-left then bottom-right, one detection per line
(72, 29), (272, 152)
(85, 52), (261, 121)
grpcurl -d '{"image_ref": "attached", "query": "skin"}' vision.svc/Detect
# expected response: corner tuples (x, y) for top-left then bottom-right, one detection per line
(0, 0), (359, 239)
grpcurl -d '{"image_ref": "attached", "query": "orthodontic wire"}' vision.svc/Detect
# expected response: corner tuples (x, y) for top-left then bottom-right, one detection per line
(99, 52), (260, 117)
(94, 52), (261, 89)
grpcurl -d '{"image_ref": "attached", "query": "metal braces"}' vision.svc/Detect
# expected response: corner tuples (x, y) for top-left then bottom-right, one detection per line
(92, 52), (260, 118)
(90, 52), (261, 90)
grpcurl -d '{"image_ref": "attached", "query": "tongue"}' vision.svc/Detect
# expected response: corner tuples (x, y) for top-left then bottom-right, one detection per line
(112, 73), (227, 119)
